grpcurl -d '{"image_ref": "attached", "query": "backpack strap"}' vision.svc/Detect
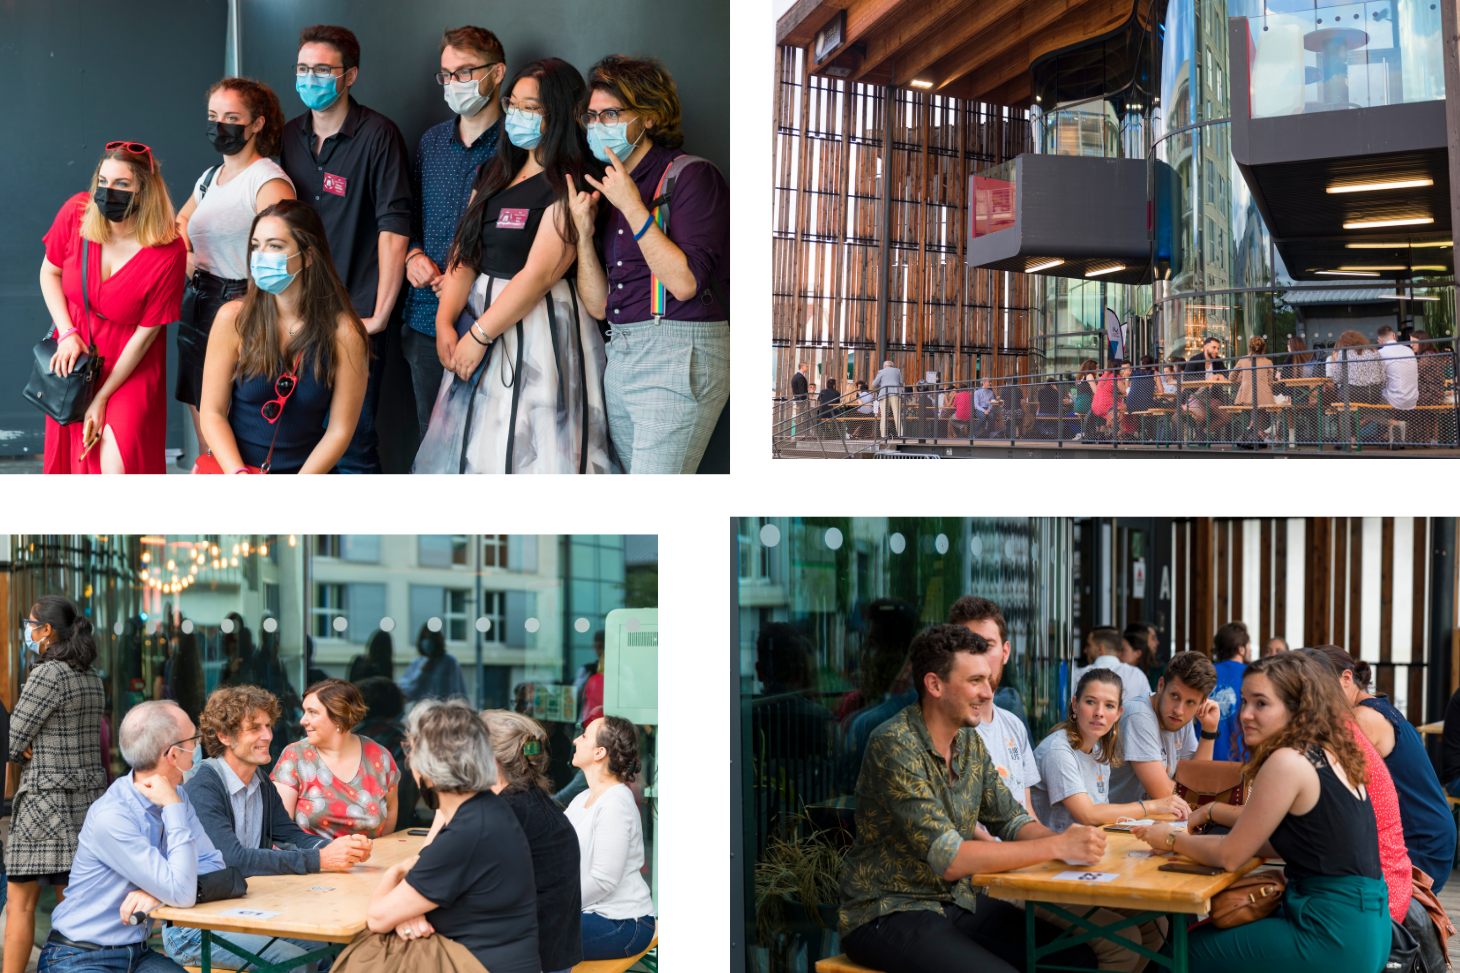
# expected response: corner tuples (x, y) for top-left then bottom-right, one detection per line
(198, 165), (220, 201)
(647, 155), (727, 321)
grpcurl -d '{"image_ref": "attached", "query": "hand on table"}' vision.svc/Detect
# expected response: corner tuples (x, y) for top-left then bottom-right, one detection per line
(1131, 822), (1176, 852)
(394, 915), (435, 941)
(1187, 804), (1213, 833)
(319, 833), (373, 871)
(1147, 793), (1192, 820)
(119, 889), (162, 925)
(1053, 824), (1106, 864)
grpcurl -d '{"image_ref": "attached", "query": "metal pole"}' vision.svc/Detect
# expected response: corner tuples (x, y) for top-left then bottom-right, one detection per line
(1450, 342), (1460, 446)
(877, 83), (895, 369)
(1442, 0), (1460, 259)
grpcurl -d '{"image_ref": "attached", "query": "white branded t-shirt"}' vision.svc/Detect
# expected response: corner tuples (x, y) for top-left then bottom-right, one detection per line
(975, 704), (1040, 812)
(1031, 728), (1112, 834)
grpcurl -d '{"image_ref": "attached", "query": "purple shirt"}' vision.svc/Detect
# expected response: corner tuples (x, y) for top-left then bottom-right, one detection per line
(595, 144), (729, 324)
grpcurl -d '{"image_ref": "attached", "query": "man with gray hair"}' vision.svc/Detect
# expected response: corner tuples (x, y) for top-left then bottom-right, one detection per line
(40, 700), (226, 973)
(871, 359), (905, 438)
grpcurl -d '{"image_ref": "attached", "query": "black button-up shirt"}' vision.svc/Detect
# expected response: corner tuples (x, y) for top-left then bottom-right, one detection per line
(281, 98), (412, 317)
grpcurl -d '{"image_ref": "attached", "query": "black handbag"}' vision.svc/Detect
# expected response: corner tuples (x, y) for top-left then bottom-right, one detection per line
(23, 239), (104, 425)
(1388, 916), (1422, 973)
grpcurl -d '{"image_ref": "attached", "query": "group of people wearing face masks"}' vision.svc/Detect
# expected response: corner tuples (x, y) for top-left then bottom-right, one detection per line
(36, 23), (729, 474)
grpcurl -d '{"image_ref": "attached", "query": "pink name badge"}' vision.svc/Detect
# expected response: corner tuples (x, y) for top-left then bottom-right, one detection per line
(497, 207), (530, 229)
(323, 173), (347, 196)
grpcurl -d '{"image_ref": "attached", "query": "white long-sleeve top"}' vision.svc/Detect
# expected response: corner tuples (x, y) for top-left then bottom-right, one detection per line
(564, 782), (656, 920)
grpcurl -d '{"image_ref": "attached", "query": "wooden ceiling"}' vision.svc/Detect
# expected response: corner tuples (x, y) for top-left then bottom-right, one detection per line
(777, 0), (1143, 107)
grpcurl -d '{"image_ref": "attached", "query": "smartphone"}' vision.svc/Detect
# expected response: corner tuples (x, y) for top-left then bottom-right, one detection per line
(1157, 862), (1225, 876)
(407, 828), (430, 836)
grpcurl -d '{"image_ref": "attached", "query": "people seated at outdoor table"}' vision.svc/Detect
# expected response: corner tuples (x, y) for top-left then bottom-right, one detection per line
(1036, 377), (1077, 439)
(481, 709), (584, 973)
(1306, 645), (1455, 891)
(1126, 356), (1156, 413)
(1131, 653), (1391, 973)
(273, 678), (400, 839)
(973, 379), (1001, 438)
(566, 715), (657, 961)
(41, 701), (224, 973)
(1231, 335), (1276, 441)
(365, 699), (540, 973)
(1410, 330), (1449, 443)
(1161, 354), (1184, 393)
(166, 685), (372, 971)
(1088, 361), (1119, 438)
(1107, 650), (1219, 806)
(838, 624), (1104, 973)
(1073, 358), (1098, 420)
(818, 379), (841, 420)
(1326, 330), (1384, 404)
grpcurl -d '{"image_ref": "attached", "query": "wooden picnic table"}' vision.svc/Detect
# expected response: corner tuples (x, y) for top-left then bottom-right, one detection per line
(970, 830), (1266, 973)
(1419, 721), (1444, 736)
(152, 831), (427, 972)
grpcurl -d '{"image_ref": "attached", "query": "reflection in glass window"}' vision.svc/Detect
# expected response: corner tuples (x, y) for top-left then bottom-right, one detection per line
(313, 583), (347, 638)
(483, 534), (510, 568)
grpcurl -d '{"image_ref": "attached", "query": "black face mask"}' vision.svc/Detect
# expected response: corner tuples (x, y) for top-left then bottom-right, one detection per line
(93, 186), (135, 222)
(420, 781), (440, 811)
(207, 120), (251, 156)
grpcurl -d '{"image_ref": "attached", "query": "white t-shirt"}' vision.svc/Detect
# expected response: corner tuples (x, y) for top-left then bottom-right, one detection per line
(1031, 729), (1112, 834)
(1108, 692), (1199, 804)
(189, 158), (294, 281)
(564, 783), (655, 920)
(975, 704), (1039, 812)
(1071, 655), (1151, 706)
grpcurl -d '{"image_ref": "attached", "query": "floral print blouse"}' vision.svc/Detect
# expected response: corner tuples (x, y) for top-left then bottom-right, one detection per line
(272, 737), (400, 838)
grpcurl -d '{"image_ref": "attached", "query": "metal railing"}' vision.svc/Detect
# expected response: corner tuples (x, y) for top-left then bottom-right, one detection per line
(772, 338), (1460, 455)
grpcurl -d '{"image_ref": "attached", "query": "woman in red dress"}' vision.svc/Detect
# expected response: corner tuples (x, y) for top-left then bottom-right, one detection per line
(38, 142), (185, 474)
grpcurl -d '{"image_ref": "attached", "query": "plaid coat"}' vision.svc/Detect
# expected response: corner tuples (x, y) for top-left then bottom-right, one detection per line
(6, 660), (107, 877)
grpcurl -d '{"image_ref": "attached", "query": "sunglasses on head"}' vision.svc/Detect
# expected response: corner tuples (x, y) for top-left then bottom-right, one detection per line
(106, 141), (155, 173)
(261, 366), (298, 424)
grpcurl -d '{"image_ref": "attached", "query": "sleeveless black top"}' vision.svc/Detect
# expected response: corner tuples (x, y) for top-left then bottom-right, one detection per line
(1268, 746), (1382, 882)
(476, 173), (556, 279)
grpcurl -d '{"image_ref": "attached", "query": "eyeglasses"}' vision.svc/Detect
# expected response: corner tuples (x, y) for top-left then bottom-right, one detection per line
(436, 62), (499, 85)
(169, 733), (202, 757)
(296, 64), (345, 79)
(501, 97), (544, 116)
(261, 367), (298, 424)
(578, 108), (633, 127)
(106, 141), (155, 173)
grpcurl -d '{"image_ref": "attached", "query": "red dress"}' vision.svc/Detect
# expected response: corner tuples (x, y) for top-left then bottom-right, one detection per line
(272, 737), (401, 839)
(1353, 722), (1412, 922)
(42, 193), (185, 474)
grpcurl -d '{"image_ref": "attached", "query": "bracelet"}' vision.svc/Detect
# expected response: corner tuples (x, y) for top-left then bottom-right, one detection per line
(633, 213), (655, 241)
(54, 327), (78, 342)
(1138, 800), (1146, 817)
(231, 467), (249, 474)
(468, 325), (490, 346)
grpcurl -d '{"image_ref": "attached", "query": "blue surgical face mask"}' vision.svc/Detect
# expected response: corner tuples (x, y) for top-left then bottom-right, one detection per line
(296, 73), (342, 112)
(22, 621), (41, 656)
(587, 119), (644, 163)
(251, 250), (301, 295)
(504, 108), (543, 150)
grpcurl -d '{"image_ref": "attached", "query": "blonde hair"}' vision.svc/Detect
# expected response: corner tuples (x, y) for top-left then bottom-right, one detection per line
(81, 145), (179, 249)
(480, 709), (553, 793)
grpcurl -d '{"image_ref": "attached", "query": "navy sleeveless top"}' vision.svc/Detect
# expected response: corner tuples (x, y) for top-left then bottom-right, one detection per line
(1358, 694), (1457, 884)
(228, 353), (332, 473)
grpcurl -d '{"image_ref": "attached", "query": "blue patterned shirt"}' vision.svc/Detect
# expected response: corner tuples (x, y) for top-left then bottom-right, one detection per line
(403, 115), (501, 336)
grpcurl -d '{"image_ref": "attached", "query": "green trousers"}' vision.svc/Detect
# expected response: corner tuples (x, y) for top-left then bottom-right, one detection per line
(1186, 874), (1389, 973)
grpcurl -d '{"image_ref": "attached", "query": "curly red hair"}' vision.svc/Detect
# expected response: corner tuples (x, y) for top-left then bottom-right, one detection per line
(1243, 652), (1368, 787)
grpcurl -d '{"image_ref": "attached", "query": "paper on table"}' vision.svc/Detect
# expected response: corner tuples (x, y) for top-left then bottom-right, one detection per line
(218, 908), (282, 919)
(1053, 870), (1121, 883)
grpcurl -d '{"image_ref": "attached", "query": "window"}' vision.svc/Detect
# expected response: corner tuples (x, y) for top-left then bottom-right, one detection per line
(316, 536), (341, 558)
(409, 585), (473, 642)
(314, 536), (379, 562)
(314, 583), (347, 638)
(419, 536), (470, 568)
(483, 535), (509, 568)
(480, 590), (505, 643)
(446, 588), (469, 642)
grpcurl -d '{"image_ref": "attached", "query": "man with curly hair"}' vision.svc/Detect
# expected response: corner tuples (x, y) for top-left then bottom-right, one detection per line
(164, 686), (372, 971)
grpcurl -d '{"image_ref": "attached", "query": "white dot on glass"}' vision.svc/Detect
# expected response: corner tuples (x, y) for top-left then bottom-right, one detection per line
(145, 621), (157, 635)
(627, 617), (641, 633)
(263, 617), (278, 634)
(759, 523), (781, 548)
(525, 618), (540, 633)
(575, 618), (590, 633)
(113, 621), (124, 636)
(380, 617), (395, 633)
(181, 620), (194, 635)
(889, 532), (906, 554)
(221, 618), (235, 634)
(427, 617), (442, 633)
(825, 527), (843, 550)
(332, 616), (348, 633)
(935, 533), (949, 555)
(476, 617), (492, 633)
(971, 536), (984, 557)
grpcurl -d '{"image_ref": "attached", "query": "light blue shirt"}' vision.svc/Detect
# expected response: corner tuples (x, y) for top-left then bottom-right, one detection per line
(51, 774), (225, 946)
(218, 758), (264, 850)
(974, 388), (996, 415)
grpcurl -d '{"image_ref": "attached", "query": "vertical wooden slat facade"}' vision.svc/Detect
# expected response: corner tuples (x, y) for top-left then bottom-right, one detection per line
(773, 47), (1035, 397)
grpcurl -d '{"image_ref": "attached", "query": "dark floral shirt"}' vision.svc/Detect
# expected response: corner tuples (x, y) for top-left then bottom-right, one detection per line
(839, 702), (1032, 934)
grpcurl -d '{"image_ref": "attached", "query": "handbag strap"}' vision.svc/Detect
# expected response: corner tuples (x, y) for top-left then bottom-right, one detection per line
(77, 237), (97, 351)
(258, 353), (304, 474)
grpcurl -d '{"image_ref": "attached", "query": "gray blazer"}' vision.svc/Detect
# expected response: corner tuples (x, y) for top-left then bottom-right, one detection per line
(871, 366), (904, 400)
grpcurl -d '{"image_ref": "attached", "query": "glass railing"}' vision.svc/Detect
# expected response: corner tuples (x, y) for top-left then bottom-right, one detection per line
(1245, 0), (1444, 117)
(970, 159), (1017, 237)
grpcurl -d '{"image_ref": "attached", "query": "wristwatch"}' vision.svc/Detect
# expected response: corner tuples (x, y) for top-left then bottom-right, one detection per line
(1200, 728), (1219, 740)
(1165, 830), (1178, 849)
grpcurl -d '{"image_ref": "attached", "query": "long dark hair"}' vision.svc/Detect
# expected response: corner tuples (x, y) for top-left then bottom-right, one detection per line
(234, 199), (367, 385)
(448, 57), (591, 273)
(31, 595), (97, 672)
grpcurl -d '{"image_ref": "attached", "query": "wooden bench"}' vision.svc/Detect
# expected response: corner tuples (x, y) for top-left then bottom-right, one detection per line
(815, 955), (881, 973)
(572, 925), (658, 973)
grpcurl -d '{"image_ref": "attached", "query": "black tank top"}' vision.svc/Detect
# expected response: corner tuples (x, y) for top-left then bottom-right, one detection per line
(1268, 746), (1382, 882)
(475, 172), (556, 279)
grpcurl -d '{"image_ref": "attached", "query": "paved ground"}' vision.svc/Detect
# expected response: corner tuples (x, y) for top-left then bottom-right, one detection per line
(774, 437), (1460, 459)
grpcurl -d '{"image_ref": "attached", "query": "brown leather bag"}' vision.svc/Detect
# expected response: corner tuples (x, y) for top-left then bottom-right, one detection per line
(1209, 869), (1287, 929)
(1173, 759), (1249, 813)
(1410, 866), (1456, 963)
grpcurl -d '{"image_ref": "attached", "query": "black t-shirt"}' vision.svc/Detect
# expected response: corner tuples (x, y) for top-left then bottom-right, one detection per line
(475, 173), (557, 280)
(500, 786), (583, 971)
(405, 791), (539, 973)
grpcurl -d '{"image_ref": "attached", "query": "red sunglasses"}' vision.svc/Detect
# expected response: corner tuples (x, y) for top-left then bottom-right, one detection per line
(105, 141), (155, 173)
(261, 366), (298, 424)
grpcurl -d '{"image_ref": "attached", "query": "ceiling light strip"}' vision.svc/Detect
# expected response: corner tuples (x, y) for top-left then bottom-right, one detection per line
(1326, 178), (1434, 194)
